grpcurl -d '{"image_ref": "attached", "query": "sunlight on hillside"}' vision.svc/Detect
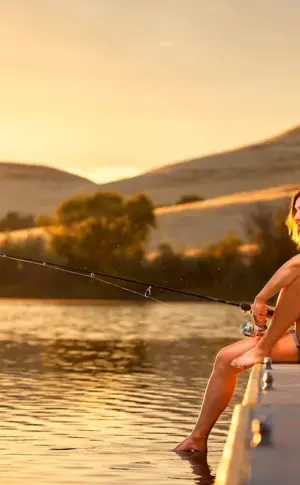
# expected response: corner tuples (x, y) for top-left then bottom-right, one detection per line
(156, 184), (297, 215)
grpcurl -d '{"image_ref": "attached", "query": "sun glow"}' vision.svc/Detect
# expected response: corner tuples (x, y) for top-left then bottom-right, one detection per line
(68, 166), (141, 184)
(1, 1), (300, 181)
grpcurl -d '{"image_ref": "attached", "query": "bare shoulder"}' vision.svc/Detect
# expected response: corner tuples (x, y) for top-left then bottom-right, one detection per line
(288, 254), (300, 266)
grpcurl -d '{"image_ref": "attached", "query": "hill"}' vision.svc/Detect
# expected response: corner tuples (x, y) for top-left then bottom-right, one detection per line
(150, 184), (296, 251)
(0, 126), (299, 252)
(1, 125), (300, 218)
(0, 162), (99, 217)
(98, 126), (300, 206)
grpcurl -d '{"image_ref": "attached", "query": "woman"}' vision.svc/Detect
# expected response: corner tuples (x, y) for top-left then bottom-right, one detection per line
(174, 189), (300, 453)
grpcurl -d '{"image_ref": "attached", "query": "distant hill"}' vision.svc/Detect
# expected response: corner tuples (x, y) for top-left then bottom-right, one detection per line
(0, 162), (99, 217)
(1, 125), (300, 253)
(98, 125), (300, 205)
(1, 125), (300, 218)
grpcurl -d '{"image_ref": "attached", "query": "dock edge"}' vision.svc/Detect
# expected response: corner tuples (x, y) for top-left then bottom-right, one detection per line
(242, 363), (262, 406)
(214, 363), (262, 485)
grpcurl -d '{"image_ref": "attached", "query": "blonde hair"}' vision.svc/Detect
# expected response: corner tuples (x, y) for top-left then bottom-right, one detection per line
(286, 189), (300, 247)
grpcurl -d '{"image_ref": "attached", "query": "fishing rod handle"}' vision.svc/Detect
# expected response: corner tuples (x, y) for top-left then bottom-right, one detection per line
(240, 301), (274, 317)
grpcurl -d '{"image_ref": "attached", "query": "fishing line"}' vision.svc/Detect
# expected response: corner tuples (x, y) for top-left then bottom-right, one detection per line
(1, 251), (273, 340)
(0, 252), (164, 304)
(0, 252), (253, 311)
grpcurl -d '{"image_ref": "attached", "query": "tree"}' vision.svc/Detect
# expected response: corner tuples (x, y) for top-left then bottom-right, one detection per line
(202, 232), (243, 261)
(245, 203), (298, 287)
(195, 232), (246, 296)
(55, 194), (92, 225)
(0, 211), (36, 231)
(36, 214), (56, 227)
(124, 193), (156, 248)
(46, 191), (156, 270)
(176, 194), (205, 205)
(55, 191), (124, 226)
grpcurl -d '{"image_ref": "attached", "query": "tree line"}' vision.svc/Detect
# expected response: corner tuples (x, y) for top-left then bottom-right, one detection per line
(0, 190), (296, 302)
(0, 193), (205, 232)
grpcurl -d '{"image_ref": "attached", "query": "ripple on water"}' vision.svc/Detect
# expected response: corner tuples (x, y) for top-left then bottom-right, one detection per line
(0, 301), (248, 484)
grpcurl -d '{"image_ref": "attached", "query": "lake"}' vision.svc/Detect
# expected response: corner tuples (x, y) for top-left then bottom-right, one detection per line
(0, 300), (249, 484)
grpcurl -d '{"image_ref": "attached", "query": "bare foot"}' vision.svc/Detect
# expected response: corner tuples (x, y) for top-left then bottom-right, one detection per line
(231, 346), (267, 369)
(173, 435), (207, 452)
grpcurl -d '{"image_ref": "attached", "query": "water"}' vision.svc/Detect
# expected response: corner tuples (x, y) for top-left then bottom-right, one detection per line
(0, 300), (249, 484)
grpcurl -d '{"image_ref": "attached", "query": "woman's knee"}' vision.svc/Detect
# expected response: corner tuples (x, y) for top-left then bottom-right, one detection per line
(214, 338), (260, 372)
(214, 346), (234, 372)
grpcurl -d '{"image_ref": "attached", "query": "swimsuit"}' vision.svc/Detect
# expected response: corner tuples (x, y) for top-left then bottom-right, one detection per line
(290, 328), (300, 362)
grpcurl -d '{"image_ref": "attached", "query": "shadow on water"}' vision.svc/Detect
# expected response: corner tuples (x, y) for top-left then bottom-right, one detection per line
(175, 451), (215, 484)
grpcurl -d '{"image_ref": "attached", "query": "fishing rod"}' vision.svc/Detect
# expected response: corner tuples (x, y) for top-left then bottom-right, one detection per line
(0, 251), (273, 317)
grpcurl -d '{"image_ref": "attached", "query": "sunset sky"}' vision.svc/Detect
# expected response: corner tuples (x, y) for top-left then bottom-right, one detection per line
(1, 0), (300, 183)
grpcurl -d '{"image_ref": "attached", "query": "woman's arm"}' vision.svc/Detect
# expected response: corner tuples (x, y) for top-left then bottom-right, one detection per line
(256, 254), (300, 303)
(252, 255), (300, 324)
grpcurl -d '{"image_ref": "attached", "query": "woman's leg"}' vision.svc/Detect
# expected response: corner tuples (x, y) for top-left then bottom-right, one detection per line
(174, 332), (298, 452)
(232, 275), (300, 368)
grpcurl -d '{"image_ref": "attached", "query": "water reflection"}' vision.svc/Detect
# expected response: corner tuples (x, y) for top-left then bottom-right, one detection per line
(175, 451), (215, 485)
(0, 301), (248, 484)
(0, 335), (236, 373)
(0, 338), (148, 373)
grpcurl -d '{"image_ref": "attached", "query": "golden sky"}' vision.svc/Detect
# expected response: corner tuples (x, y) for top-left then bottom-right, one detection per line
(1, 0), (300, 183)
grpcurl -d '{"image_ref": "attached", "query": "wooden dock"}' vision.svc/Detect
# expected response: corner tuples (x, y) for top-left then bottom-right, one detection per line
(215, 361), (300, 485)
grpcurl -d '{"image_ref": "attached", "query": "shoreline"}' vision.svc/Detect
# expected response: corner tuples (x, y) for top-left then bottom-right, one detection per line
(0, 297), (153, 305)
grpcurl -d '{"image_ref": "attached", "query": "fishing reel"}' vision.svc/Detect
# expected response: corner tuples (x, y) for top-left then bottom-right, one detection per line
(239, 302), (273, 338)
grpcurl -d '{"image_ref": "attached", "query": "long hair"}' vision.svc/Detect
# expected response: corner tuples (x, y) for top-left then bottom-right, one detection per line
(286, 189), (300, 247)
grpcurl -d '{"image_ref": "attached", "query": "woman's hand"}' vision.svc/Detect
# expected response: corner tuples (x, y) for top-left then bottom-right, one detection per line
(252, 297), (268, 327)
